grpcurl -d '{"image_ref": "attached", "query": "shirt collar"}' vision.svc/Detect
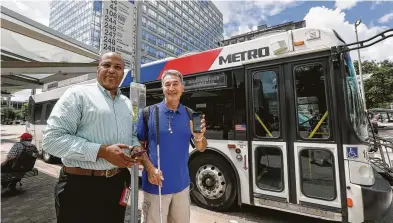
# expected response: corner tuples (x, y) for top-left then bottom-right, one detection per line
(96, 82), (121, 99)
(159, 100), (183, 114)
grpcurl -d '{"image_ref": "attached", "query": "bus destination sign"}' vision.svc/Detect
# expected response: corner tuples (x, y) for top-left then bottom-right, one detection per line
(184, 74), (226, 90)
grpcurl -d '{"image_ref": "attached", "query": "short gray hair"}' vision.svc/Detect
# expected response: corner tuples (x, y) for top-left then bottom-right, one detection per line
(161, 69), (184, 86)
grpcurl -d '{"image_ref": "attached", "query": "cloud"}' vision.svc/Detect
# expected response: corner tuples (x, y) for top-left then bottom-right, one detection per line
(335, 0), (359, 10)
(379, 11), (393, 23)
(304, 6), (393, 62)
(213, 0), (298, 38)
(0, 0), (51, 26)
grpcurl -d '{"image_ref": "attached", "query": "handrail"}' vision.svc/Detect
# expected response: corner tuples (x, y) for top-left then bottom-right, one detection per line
(254, 113), (273, 137)
(308, 111), (328, 138)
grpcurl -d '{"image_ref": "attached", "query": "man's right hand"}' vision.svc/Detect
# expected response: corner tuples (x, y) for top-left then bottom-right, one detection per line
(147, 167), (164, 187)
(98, 144), (138, 168)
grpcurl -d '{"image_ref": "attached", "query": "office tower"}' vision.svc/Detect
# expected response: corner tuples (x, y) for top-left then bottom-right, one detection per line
(49, 0), (224, 64)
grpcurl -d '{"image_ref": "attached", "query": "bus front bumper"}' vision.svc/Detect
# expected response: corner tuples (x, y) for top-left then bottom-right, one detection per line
(362, 170), (393, 221)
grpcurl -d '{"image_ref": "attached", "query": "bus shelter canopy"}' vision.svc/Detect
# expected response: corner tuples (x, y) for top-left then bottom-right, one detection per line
(1, 6), (100, 96)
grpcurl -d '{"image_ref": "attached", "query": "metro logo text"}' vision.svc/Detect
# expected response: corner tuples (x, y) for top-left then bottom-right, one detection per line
(218, 47), (270, 65)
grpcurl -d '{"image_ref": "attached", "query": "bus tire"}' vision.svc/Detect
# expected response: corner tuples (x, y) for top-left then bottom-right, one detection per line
(42, 151), (53, 163)
(189, 154), (237, 212)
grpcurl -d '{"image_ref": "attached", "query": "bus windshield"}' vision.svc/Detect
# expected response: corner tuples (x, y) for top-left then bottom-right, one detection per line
(344, 53), (369, 141)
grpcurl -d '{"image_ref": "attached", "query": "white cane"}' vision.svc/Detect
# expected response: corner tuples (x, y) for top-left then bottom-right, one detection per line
(155, 107), (163, 223)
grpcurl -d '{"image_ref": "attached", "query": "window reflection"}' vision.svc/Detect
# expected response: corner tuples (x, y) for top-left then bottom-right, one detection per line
(255, 147), (283, 191)
(299, 149), (335, 200)
(252, 71), (280, 138)
(180, 70), (246, 140)
(295, 64), (330, 139)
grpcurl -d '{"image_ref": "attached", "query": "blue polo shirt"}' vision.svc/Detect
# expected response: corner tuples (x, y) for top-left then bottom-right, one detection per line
(136, 101), (192, 195)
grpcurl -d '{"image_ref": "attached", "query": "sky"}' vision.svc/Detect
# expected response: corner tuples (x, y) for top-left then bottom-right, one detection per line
(1, 0), (393, 101)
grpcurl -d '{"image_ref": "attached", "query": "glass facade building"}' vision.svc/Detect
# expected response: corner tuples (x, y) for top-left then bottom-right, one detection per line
(49, 0), (223, 64)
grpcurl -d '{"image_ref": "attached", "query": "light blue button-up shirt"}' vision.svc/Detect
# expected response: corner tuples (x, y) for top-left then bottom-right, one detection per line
(43, 82), (140, 170)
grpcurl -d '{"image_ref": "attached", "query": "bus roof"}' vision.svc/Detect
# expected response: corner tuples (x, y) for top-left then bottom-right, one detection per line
(31, 78), (97, 103)
(130, 27), (344, 84)
(35, 27), (346, 98)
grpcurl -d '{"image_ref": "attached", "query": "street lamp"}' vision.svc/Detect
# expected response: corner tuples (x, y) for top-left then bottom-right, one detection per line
(354, 19), (367, 109)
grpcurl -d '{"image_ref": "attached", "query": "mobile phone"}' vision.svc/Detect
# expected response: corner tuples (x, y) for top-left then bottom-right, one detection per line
(192, 112), (203, 133)
(130, 150), (146, 158)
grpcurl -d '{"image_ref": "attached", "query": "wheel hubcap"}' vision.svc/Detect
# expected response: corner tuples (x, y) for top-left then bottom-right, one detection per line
(195, 164), (226, 199)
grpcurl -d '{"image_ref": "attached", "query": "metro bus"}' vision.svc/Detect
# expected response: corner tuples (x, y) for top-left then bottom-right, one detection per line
(27, 27), (393, 223)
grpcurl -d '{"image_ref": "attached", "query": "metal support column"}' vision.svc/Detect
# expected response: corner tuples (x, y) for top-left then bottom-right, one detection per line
(130, 1), (142, 223)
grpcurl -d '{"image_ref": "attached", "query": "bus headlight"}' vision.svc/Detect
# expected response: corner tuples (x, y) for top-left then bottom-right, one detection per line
(348, 161), (374, 186)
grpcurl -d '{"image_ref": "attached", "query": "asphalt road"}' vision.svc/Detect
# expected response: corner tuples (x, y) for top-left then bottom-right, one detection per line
(1, 125), (392, 223)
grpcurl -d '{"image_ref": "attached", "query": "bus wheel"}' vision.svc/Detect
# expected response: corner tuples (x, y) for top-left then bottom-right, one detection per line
(42, 151), (53, 163)
(189, 154), (237, 212)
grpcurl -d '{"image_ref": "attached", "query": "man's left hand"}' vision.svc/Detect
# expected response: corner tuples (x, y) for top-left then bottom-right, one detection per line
(190, 114), (206, 140)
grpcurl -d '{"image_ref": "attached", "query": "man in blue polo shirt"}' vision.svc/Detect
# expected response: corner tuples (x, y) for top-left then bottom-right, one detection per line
(137, 69), (207, 223)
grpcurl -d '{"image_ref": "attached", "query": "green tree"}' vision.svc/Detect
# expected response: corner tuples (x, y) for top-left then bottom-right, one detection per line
(1, 107), (17, 121)
(18, 103), (28, 120)
(353, 60), (378, 74)
(354, 60), (393, 108)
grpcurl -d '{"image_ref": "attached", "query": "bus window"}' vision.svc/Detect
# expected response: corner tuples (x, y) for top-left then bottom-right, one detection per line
(34, 104), (43, 124)
(252, 71), (279, 138)
(294, 63), (330, 139)
(300, 148), (336, 200)
(120, 87), (130, 98)
(181, 71), (236, 140)
(344, 53), (368, 141)
(44, 101), (56, 124)
(146, 93), (164, 106)
(255, 146), (284, 191)
(233, 69), (247, 141)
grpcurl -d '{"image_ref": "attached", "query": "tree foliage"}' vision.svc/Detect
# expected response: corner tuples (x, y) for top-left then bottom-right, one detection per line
(18, 103), (28, 120)
(1, 107), (17, 121)
(353, 60), (393, 109)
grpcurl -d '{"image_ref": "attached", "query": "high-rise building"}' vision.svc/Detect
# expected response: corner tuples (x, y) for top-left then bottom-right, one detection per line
(49, 0), (224, 64)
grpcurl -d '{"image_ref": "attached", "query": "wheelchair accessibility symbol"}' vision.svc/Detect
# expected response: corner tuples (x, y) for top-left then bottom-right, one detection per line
(347, 147), (358, 158)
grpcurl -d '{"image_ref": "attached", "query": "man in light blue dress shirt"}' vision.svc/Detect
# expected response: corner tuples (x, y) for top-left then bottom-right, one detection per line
(43, 52), (141, 223)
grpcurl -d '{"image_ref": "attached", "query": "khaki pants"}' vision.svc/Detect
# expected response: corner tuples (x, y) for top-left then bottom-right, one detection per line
(141, 186), (190, 223)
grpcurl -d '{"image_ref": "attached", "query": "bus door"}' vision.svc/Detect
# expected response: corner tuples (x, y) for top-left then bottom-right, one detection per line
(247, 66), (290, 203)
(248, 59), (342, 217)
(285, 60), (342, 214)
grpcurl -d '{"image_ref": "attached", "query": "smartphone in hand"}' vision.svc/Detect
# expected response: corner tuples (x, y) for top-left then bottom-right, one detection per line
(192, 112), (203, 133)
(130, 150), (146, 158)
(129, 147), (146, 158)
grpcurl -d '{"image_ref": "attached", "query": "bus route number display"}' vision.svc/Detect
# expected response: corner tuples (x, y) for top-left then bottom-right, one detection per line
(102, 0), (117, 52)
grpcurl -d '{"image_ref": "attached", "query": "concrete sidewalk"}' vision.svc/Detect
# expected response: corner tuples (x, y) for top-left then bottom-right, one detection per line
(1, 170), (140, 223)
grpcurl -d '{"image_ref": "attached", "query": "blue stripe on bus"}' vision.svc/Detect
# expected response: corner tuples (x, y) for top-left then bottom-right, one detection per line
(141, 61), (168, 83)
(120, 70), (133, 87)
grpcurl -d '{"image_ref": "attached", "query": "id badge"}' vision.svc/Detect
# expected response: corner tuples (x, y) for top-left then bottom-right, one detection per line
(119, 186), (131, 206)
